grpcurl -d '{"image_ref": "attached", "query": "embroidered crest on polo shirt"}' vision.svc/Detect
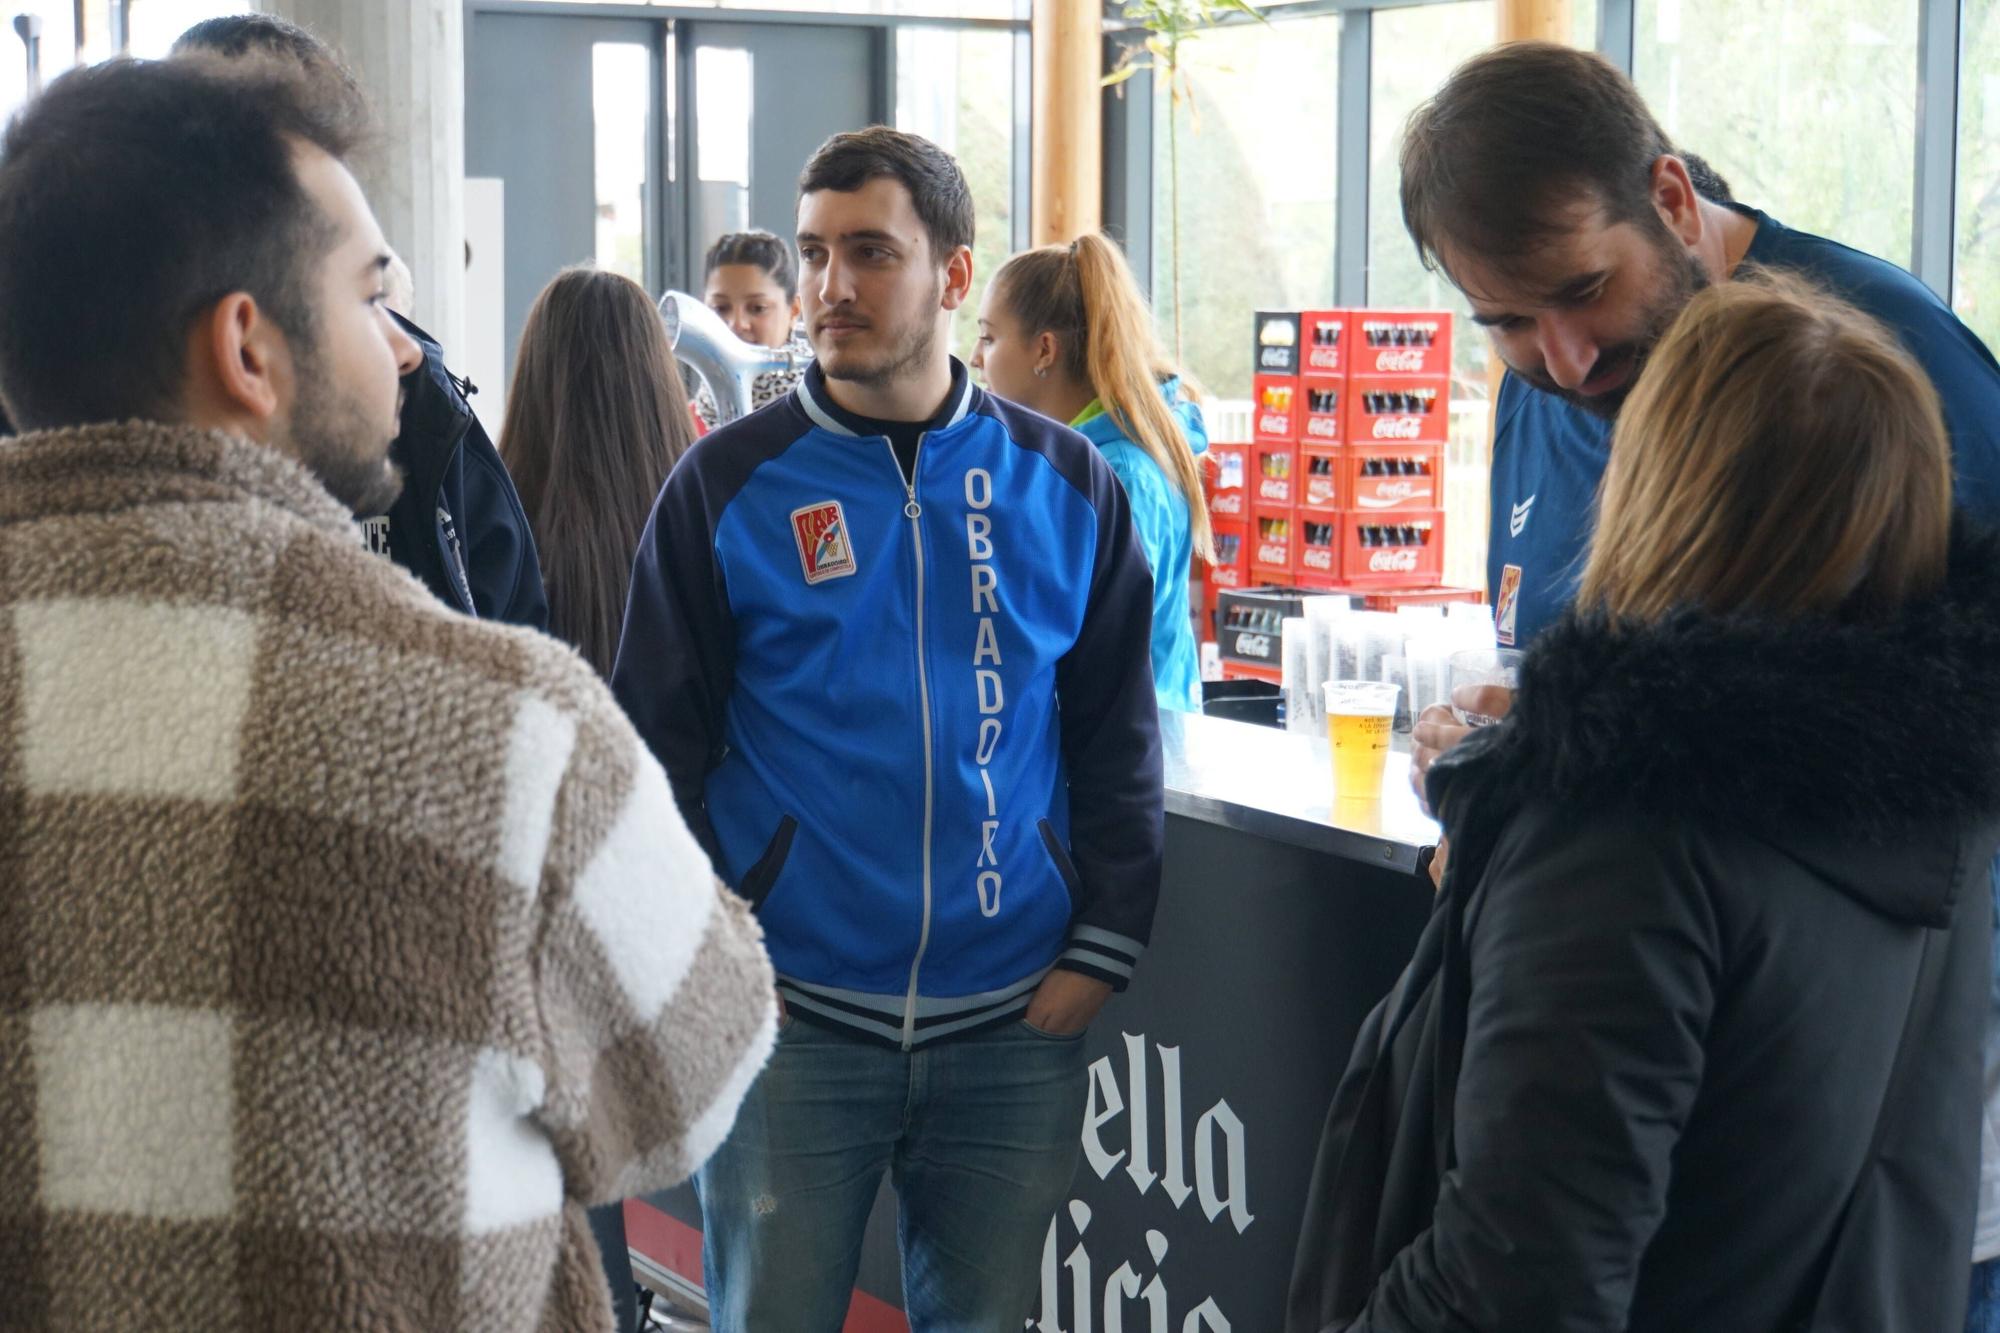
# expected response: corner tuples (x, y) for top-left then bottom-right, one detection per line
(1510, 493), (1536, 538)
(792, 501), (857, 585)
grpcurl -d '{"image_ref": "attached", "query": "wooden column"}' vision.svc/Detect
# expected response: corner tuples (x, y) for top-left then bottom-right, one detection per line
(1030, 0), (1102, 247)
(1497, 0), (1575, 45)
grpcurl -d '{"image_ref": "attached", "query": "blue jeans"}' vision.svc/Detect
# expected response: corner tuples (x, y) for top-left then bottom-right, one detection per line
(1971, 1259), (2000, 1333)
(695, 1014), (1089, 1333)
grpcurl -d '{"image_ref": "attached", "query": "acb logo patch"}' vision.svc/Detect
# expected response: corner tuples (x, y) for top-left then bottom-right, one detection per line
(791, 500), (857, 585)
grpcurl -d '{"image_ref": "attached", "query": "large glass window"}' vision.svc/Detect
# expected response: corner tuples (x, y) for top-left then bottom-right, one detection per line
(1957, 0), (2000, 355)
(1368, 1), (1496, 592)
(1150, 14), (1341, 402)
(592, 43), (652, 286)
(1, 1), (78, 127)
(1634, 0), (1919, 268)
(896, 25), (1016, 359)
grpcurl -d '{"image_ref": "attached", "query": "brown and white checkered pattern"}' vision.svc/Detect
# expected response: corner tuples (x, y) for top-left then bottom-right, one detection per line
(0, 423), (777, 1332)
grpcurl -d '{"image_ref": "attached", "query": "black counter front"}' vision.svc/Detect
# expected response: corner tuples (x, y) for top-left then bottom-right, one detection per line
(632, 712), (1440, 1331)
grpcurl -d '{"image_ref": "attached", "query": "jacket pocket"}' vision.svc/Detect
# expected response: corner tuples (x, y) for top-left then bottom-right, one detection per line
(1037, 818), (1084, 902)
(738, 814), (799, 910)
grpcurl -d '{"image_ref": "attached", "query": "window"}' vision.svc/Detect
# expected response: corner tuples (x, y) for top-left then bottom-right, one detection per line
(1368, 1), (1497, 592)
(1957, 0), (2000, 354)
(592, 43), (652, 286)
(694, 46), (753, 241)
(896, 25), (1017, 359)
(1150, 14), (1342, 402)
(1, 1), (78, 127)
(124, 0), (247, 59)
(1634, 0), (1919, 269)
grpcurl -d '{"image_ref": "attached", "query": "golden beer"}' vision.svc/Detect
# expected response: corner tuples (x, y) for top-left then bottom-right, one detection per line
(1323, 680), (1400, 796)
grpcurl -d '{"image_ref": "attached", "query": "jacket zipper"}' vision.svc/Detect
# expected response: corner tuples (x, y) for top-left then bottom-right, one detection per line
(891, 433), (935, 1051)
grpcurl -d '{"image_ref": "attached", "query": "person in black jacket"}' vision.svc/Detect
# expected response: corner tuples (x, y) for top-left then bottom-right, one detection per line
(1287, 273), (2000, 1332)
(173, 14), (548, 631)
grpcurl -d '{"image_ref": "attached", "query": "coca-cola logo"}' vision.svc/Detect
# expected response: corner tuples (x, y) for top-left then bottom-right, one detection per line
(1368, 549), (1420, 573)
(1304, 416), (1339, 439)
(1358, 482), (1424, 508)
(1259, 347), (1292, 369)
(1375, 349), (1426, 373)
(1257, 412), (1289, 435)
(1307, 348), (1340, 370)
(1303, 548), (1334, 571)
(1213, 566), (1243, 587)
(1307, 481), (1338, 505)
(1372, 417), (1423, 440)
(1236, 632), (1273, 659)
(1256, 542), (1288, 565)
(1257, 479), (1290, 502)
(1211, 492), (1244, 515)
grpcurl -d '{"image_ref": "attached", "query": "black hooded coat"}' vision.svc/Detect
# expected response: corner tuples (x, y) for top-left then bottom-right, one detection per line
(1288, 526), (2000, 1333)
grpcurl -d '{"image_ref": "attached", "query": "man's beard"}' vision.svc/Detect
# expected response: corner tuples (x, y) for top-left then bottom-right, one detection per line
(285, 337), (405, 517)
(817, 279), (943, 392)
(1514, 245), (1710, 422)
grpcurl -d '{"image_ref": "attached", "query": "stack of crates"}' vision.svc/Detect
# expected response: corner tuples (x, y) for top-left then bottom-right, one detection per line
(1247, 306), (1454, 592)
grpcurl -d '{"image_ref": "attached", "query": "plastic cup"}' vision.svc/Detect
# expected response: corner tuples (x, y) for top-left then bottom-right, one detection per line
(1448, 648), (1525, 726)
(1323, 680), (1401, 796)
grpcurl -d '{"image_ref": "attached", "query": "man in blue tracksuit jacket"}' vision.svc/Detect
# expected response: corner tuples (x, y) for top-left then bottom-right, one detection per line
(611, 128), (1162, 1331)
(1393, 45), (2000, 1332)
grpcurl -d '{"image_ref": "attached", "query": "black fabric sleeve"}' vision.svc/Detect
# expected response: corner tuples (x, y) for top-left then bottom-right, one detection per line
(610, 453), (740, 868)
(1051, 443), (1165, 991)
(1346, 805), (1719, 1331)
(460, 425), (550, 632)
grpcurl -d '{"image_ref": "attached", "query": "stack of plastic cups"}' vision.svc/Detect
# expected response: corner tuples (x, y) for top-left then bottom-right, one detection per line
(1281, 617), (1315, 736)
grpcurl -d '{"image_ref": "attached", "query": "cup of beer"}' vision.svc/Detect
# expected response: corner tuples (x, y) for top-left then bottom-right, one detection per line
(1323, 680), (1401, 796)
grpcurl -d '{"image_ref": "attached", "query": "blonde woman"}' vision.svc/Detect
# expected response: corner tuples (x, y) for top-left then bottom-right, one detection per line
(1289, 274), (2000, 1332)
(972, 233), (1213, 712)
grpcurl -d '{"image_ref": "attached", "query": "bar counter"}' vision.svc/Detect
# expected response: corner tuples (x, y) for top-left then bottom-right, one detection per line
(630, 713), (1441, 1332)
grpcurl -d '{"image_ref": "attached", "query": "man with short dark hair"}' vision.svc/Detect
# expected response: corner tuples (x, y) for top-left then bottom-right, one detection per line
(1394, 42), (2000, 664)
(0, 57), (774, 1331)
(175, 13), (550, 632)
(613, 126), (1164, 1329)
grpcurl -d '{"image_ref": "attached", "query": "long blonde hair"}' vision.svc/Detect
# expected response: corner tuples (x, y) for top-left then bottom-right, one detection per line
(1578, 271), (1951, 621)
(993, 233), (1215, 561)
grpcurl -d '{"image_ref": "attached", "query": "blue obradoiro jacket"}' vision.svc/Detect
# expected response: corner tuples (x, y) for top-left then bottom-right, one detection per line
(612, 360), (1164, 1048)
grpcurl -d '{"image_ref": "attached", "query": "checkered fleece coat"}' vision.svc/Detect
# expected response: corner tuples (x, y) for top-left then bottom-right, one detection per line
(0, 423), (777, 1330)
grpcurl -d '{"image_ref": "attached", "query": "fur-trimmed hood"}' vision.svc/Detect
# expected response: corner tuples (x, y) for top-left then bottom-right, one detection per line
(1431, 522), (2000, 925)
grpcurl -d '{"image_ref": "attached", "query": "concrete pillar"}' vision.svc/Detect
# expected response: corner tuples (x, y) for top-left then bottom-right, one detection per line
(1031, 0), (1102, 246)
(260, 0), (465, 355)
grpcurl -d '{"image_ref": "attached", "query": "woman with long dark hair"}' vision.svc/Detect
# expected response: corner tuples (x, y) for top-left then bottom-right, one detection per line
(500, 266), (696, 677)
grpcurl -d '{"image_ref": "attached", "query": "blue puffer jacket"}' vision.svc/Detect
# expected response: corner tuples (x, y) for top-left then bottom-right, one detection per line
(1073, 378), (1206, 713)
(612, 360), (1164, 1049)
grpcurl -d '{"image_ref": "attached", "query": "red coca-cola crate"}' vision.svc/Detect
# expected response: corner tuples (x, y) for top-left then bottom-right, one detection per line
(1252, 310), (1303, 376)
(1353, 585), (1485, 610)
(1299, 309), (1350, 377)
(1299, 444), (1342, 510)
(1295, 373), (1344, 446)
(1340, 509), (1445, 586)
(1221, 659), (1283, 685)
(1252, 373), (1299, 442)
(1346, 374), (1450, 446)
(1207, 517), (1249, 591)
(1345, 443), (1445, 512)
(1295, 512), (1341, 582)
(1252, 440), (1297, 506)
(1353, 308), (1453, 378)
(1205, 442), (1249, 519)
(1250, 503), (1297, 580)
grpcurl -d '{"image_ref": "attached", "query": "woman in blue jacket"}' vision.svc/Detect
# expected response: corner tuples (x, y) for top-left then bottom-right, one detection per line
(972, 232), (1213, 712)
